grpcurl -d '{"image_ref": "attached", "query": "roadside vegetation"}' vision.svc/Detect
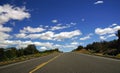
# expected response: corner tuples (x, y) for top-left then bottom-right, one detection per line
(0, 44), (61, 66)
(73, 30), (120, 59)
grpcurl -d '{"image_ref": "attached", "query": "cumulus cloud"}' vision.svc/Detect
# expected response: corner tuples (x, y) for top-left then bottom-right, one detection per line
(0, 40), (54, 49)
(62, 43), (83, 49)
(95, 25), (120, 35)
(95, 24), (120, 40)
(0, 40), (21, 48)
(25, 31), (54, 40)
(16, 31), (54, 40)
(114, 26), (120, 31)
(94, 1), (104, 4)
(33, 42), (54, 48)
(24, 34), (41, 39)
(53, 44), (77, 49)
(80, 33), (93, 41)
(109, 23), (117, 27)
(0, 25), (12, 32)
(0, 25), (12, 40)
(16, 22), (78, 40)
(40, 47), (47, 50)
(100, 34), (116, 40)
(53, 42), (83, 51)
(20, 26), (45, 33)
(71, 41), (79, 45)
(16, 29), (82, 41)
(54, 44), (62, 48)
(39, 31), (54, 40)
(0, 32), (11, 40)
(100, 36), (106, 40)
(0, 4), (30, 25)
(0, 4), (30, 42)
(107, 34), (116, 38)
(54, 30), (82, 41)
(15, 33), (27, 38)
(63, 45), (77, 49)
(95, 28), (113, 35)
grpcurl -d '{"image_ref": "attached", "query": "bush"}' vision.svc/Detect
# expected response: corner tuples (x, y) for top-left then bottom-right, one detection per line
(104, 49), (118, 56)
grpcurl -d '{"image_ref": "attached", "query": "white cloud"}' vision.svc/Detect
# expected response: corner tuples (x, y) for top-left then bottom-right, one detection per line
(50, 26), (66, 31)
(62, 44), (78, 49)
(39, 31), (54, 40)
(0, 4), (30, 42)
(16, 29), (82, 41)
(112, 24), (117, 26)
(107, 34), (116, 38)
(0, 4), (30, 25)
(80, 33), (93, 40)
(15, 33), (27, 38)
(53, 44), (76, 49)
(50, 25), (70, 31)
(109, 23), (117, 27)
(63, 45), (76, 48)
(45, 25), (49, 28)
(33, 42), (53, 49)
(20, 26), (45, 33)
(52, 19), (58, 23)
(25, 34), (41, 39)
(54, 30), (82, 41)
(95, 24), (120, 35)
(25, 31), (54, 40)
(100, 34), (116, 40)
(16, 22), (78, 40)
(0, 32), (11, 40)
(71, 37), (78, 40)
(40, 47), (47, 50)
(95, 28), (113, 35)
(71, 41), (79, 45)
(0, 25), (12, 40)
(16, 31), (54, 40)
(0, 40), (22, 48)
(113, 26), (120, 31)
(100, 36), (106, 40)
(95, 24), (120, 40)
(69, 22), (76, 26)
(0, 25), (12, 32)
(0, 40), (54, 49)
(54, 44), (62, 48)
(50, 23), (76, 31)
(94, 1), (104, 4)
(54, 42), (83, 51)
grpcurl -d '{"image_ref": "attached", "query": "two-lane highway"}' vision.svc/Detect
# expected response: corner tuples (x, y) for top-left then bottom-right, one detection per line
(0, 53), (59, 73)
(0, 53), (120, 73)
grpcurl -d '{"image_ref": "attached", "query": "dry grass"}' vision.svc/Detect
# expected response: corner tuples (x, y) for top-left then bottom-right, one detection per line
(75, 49), (120, 60)
(116, 54), (120, 59)
(94, 53), (103, 56)
(0, 52), (59, 66)
(76, 49), (91, 54)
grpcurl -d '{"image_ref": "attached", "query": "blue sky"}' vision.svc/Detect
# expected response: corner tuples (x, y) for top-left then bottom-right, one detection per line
(0, 0), (120, 52)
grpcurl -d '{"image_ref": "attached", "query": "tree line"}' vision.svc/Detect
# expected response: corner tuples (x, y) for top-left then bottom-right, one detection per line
(73, 30), (120, 56)
(0, 44), (60, 61)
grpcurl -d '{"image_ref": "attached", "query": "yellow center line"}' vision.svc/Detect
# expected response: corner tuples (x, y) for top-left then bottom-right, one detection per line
(29, 54), (62, 73)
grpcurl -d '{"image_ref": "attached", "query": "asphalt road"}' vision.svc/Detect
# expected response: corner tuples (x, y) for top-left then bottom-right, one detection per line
(0, 53), (59, 73)
(0, 53), (120, 73)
